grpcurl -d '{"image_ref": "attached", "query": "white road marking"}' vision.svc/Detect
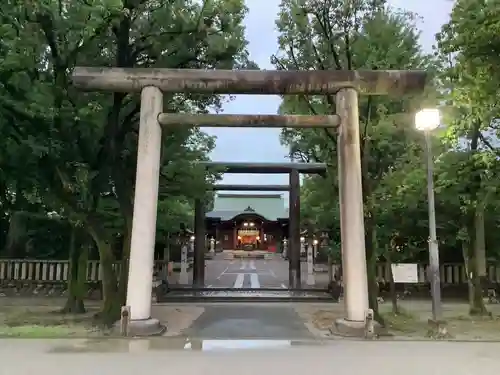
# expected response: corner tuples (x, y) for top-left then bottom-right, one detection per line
(249, 260), (256, 270)
(206, 285), (213, 288)
(216, 266), (229, 279)
(250, 273), (260, 288)
(269, 269), (277, 278)
(281, 284), (287, 289)
(240, 260), (247, 270)
(233, 273), (245, 288)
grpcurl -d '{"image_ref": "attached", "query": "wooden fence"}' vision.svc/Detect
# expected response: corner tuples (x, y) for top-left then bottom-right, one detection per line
(0, 259), (500, 284)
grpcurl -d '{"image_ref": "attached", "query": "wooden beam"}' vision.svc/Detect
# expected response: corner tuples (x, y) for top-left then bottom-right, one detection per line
(200, 162), (327, 174)
(157, 113), (340, 128)
(72, 67), (428, 95)
(211, 184), (290, 191)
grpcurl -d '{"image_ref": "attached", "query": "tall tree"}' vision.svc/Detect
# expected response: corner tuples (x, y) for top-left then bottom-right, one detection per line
(0, 0), (252, 323)
(436, 0), (500, 315)
(273, 0), (433, 323)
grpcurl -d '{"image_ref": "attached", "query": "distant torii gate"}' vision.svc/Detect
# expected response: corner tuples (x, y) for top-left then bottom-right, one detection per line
(197, 161), (327, 289)
(72, 67), (427, 336)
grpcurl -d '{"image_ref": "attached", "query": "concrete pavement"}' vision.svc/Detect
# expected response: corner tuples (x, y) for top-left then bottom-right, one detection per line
(1, 339), (499, 375)
(184, 305), (314, 339)
(206, 258), (290, 288)
(201, 256), (329, 289)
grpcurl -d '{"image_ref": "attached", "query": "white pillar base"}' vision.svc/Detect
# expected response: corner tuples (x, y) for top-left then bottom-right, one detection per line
(332, 318), (373, 338)
(114, 317), (166, 337)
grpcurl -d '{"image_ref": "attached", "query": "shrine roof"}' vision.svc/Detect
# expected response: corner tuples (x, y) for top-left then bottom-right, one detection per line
(206, 194), (288, 221)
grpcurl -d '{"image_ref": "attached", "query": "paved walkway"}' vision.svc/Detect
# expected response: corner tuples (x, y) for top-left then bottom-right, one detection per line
(184, 305), (313, 339)
(2, 339), (499, 375)
(173, 255), (330, 289)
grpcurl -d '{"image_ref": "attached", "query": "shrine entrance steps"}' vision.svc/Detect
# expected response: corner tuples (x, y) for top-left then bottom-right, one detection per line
(222, 250), (273, 260)
(156, 288), (333, 303)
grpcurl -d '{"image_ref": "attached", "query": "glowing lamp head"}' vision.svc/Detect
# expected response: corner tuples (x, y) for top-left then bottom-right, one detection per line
(415, 108), (441, 131)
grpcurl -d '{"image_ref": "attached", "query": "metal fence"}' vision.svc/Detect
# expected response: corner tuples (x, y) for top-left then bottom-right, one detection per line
(0, 259), (500, 284)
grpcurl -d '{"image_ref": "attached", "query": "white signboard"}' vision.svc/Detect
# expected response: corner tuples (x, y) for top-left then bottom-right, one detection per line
(391, 263), (418, 283)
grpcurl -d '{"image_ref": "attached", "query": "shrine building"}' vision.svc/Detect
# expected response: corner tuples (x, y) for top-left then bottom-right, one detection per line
(205, 194), (289, 252)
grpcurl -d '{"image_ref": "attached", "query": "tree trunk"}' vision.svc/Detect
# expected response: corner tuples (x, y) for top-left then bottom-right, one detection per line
(61, 227), (88, 314)
(117, 216), (132, 307)
(387, 257), (399, 314)
(468, 255), (487, 315)
(327, 255), (334, 284)
(461, 241), (474, 306)
(365, 216), (384, 326)
(465, 216), (488, 316)
(474, 204), (487, 294)
(465, 122), (488, 316)
(5, 212), (27, 257)
(88, 224), (120, 326)
(98, 242), (120, 326)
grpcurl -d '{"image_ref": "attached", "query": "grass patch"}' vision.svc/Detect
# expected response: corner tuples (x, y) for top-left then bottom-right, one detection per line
(445, 314), (500, 340)
(310, 310), (340, 331)
(0, 305), (104, 338)
(381, 308), (428, 336)
(0, 325), (89, 337)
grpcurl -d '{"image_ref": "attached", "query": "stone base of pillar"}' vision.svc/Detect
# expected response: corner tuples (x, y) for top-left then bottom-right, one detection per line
(114, 317), (166, 337)
(330, 318), (380, 338)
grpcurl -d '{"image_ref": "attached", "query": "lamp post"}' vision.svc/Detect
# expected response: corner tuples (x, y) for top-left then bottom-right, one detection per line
(415, 108), (443, 326)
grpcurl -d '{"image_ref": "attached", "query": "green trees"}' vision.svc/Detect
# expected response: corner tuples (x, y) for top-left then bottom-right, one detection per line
(435, 0), (500, 315)
(274, 0), (434, 322)
(274, 0), (500, 318)
(0, 0), (251, 323)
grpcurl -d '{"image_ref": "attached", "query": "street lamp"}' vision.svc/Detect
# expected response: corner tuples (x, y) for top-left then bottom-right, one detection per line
(415, 108), (443, 327)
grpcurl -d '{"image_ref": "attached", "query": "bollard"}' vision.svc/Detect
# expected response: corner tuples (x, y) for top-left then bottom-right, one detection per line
(364, 308), (375, 339)
(120, 305), (131, 337)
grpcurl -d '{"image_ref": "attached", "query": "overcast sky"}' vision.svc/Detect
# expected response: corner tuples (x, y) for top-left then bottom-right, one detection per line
(207, 0), (453, 188)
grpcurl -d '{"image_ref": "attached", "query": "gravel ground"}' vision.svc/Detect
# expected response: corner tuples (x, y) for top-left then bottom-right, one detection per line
(3, 298), (500, 341)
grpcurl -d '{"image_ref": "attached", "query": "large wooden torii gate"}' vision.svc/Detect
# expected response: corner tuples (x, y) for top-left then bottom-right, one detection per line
(72, 67), (427, 336)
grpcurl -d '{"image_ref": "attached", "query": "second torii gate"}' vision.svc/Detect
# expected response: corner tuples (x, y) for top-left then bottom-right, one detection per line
(196, 161), (327, 289)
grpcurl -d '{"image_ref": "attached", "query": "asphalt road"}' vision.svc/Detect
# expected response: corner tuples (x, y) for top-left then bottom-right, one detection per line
(2, 339), (499, 375)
